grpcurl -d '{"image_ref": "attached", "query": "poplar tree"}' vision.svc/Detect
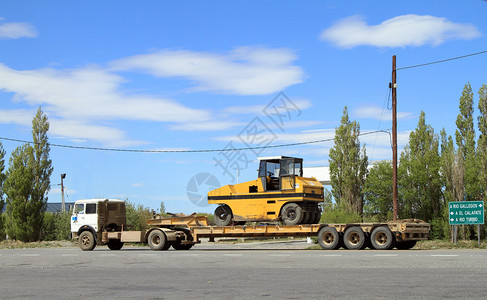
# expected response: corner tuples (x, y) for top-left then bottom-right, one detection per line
(329, 106), (368, 216)
(440, 129), (455, 205)
(477, 84), (487, 197)
(4, 108), (52, 242)
(399, 111), (442, 221)
(0, 142), (6, 240)
(363, 161), (393, 221)
(455, 82), (480, 200)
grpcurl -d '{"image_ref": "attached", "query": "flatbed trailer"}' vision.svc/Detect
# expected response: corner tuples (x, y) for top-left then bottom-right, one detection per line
(143, 215), (430, 251)
(71, 199), (429, 251)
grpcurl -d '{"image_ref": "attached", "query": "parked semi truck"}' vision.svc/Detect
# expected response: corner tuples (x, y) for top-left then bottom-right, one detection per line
(71, 199), (430, 251)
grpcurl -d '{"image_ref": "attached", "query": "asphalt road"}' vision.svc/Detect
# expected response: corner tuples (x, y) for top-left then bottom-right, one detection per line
(1, 241), (487, 299)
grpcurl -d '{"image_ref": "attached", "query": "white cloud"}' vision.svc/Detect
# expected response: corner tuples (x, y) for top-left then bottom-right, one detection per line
(222, 98), (312, 115)
(0, 63), (214, 146)
(170, 120), (244, 131)
(0, 20), (38, 39)
(0, 64), (209, 123)
(354, 105), (412, 121)
(110, 47), (304, 95)
(320, 15), (481, 48)
(49, 119), (144, 147)
(0, 109), (34, 126)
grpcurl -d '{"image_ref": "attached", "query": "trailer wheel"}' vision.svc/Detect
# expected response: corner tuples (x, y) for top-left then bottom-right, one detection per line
(281, 203), (304, 225)
(317, 226), (340, 250)
(370, 226), (395, 250)
(301, 211), (311, 224)
(79, 231), (96, 251)
(343, 226), (365, 250)
(214, 205), (233, 226)
(395, 240), (417, 250)
(107, 239), (124, 250)
(148, 230), (167, 251)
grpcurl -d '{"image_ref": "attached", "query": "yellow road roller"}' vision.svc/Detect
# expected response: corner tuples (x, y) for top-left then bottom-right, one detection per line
(208, 156), (324, 226)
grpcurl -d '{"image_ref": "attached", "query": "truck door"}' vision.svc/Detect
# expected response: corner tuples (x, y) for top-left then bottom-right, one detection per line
(279, 158), (295, 190)
(71, 203), (99, 231)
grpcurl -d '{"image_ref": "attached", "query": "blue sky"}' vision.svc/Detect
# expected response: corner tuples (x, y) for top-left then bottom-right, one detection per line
(1, 1), (486, 213)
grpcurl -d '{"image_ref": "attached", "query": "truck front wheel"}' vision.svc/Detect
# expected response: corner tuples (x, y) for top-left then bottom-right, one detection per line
(148, 230), (167, 250)
(79, 231), (96, 251)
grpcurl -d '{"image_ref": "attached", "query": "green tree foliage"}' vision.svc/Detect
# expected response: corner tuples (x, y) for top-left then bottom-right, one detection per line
(399, 111), (442, 222)
(42, 212), (71, 241)
(440, 129), (456, 205)
(0, 142), (6, 240)
(477, 84), (487, 197)
(4, 108), (53, 242)
(125, 201), (153, 231)
(4, 145), (36, 241)
(456, 83), (480, 200)
(363, 161), (393, 221)
(329, 106), (368, 216)
(321, 202), (362, 224)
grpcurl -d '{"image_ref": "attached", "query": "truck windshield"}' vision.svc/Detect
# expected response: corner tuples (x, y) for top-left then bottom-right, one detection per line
(74, 204), (84, 214)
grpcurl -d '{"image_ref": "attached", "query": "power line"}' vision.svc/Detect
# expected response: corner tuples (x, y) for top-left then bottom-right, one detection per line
(396, 50), (487, 71)
(0, 130), (390, 153)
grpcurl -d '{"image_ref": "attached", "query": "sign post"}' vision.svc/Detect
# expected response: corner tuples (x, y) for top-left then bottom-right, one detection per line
(449, 201), (484, 247)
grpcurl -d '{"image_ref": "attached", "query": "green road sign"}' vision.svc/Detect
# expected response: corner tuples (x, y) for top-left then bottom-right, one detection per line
(449, 201), (484, 225)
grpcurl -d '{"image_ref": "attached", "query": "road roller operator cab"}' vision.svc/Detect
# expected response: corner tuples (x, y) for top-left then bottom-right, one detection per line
(208, 156), (324, 226)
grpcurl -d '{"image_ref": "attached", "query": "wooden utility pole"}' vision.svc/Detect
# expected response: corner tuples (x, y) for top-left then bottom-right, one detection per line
(61, 173), (66, 213)
(392, 55), (398, 221)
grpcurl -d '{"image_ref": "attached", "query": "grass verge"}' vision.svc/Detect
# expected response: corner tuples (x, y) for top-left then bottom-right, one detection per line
(0, 240), (76, 249)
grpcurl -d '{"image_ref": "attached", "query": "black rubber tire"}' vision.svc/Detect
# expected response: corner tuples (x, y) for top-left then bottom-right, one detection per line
(317, 226), (340, 250)
(148, 230), (167, 251)
(79, 231), (96, 251)
(395, 240), (417, 250)
(214, 205), (233, 226)
(312, 211), (322, 224)
(107, 239), (124, 250)
(343, 226), (366, 250)
(302, 211), (311, 224)
(172, 242), (193, 250)
(162, 242), (172, 250)
(281, 203), (304, 225)
(370, 226), (395, 250)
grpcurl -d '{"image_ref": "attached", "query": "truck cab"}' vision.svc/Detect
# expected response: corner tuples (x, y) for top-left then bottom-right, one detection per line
(71, 199), (126, 250)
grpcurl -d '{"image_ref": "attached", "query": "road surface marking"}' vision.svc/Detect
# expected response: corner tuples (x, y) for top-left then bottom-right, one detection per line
(22, 254), (40, 257)
(430, 255), (459, 257)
